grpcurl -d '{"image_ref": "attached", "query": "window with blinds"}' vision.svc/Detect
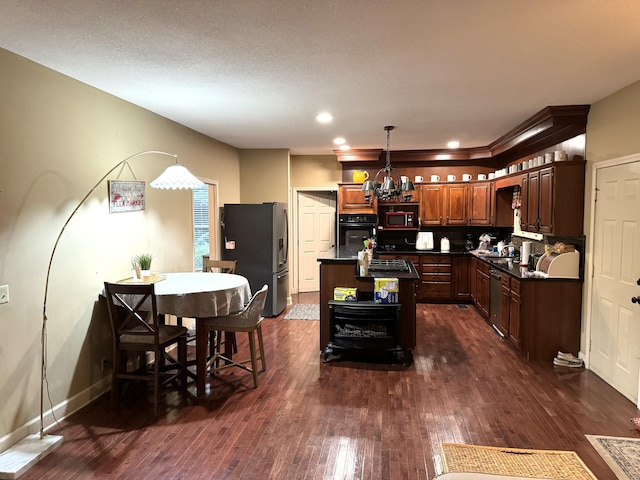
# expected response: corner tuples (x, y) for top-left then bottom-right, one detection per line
(192, 184), (210, 271)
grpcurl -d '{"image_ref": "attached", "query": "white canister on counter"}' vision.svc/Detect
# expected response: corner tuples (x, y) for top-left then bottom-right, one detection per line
(440, 237), (450, 252)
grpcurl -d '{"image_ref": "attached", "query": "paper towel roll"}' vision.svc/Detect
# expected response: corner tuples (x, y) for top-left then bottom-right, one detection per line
(520, 241), (532, 266)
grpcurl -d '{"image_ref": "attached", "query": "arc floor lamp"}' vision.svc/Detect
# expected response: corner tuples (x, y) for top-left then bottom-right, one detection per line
(0, 150), (203, 478)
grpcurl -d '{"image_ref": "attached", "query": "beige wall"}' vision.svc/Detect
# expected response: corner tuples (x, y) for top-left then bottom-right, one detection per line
(290, 155), (341, 188)
(582, 79), (640, 354)
(585, 79), (640, 228)
(0, 48), (241, 444)
(239, 149), (290, 203)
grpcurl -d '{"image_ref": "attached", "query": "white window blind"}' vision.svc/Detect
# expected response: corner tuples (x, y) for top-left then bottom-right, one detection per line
(192, 185), (210, 271)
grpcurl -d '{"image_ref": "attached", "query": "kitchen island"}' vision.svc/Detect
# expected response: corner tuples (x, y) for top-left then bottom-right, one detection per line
(317, 257), (419, 363)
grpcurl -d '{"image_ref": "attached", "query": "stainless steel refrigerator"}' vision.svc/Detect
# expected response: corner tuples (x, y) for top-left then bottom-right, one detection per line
(221, 202), (288, 317)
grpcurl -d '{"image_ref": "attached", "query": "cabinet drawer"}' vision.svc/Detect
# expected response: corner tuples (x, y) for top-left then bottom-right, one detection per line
(501, 275), (511, 289)
(422, 264), (452, 274)
(421, 255), (451, 265)
(422, 273), (452, 282)
(510, 278), (521, 296)
(476, 261), (490, 275)
(421, 282), (452, 298)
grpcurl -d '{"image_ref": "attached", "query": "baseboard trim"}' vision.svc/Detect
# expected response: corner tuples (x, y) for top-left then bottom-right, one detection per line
(0, 376), (109, 454)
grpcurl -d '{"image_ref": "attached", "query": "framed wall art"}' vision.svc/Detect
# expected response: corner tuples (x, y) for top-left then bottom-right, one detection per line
(109, 180), (145, 213)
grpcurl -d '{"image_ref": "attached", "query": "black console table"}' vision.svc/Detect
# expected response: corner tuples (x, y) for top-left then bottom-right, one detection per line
(324, 301), (409, 365)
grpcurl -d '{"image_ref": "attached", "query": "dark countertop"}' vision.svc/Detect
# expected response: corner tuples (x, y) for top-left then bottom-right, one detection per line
(470, 251), (583, 281)
(317, 256), (419, 280)
(319, 251), (581, 282)
(376, 249), (469, 256)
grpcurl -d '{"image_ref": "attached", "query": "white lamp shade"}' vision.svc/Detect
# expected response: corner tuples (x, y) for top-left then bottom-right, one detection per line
(150, 164), (204, 189)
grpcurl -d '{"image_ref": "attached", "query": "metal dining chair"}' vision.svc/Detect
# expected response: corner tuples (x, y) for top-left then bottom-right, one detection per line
(103, 282), (188, 415)
(204, 284), (268, 388)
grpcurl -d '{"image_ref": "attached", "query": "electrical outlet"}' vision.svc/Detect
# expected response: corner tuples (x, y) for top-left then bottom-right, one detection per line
(0, 285), (8, 304)
(101, 358), (111, 372)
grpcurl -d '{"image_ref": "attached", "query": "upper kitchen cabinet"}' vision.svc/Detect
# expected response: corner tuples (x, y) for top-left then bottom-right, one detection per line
(418, 184), (466, 226)
(467, 182), (493, 226)
(338, 183), (377, 214)
(519, 161), (585, 236)
(444, 183), (467, 225)
(419, 184), (444, 225)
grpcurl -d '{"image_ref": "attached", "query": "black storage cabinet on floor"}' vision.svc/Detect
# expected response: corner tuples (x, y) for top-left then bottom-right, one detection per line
(324, 301), (406, 364)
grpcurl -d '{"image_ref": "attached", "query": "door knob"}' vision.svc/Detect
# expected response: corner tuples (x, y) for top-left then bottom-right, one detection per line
(633, 296), (640, 304)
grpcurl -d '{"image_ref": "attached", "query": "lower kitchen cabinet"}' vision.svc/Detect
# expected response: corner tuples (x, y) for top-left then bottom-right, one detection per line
(419, 255), (452, 301)
(379, 253), (470, 303)
(452, 255), (470, 301)
(508, 279), (522, 350)
(485, 263), (580, 361)
(472, 259), (490, 318)
(499, 276), (522, 350)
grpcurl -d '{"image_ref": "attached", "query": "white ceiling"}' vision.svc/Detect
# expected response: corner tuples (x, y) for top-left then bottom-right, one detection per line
(2, 1), (640, 155)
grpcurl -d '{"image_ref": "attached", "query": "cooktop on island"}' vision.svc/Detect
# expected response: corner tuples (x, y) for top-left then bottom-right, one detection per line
(368, 259), (412, 273)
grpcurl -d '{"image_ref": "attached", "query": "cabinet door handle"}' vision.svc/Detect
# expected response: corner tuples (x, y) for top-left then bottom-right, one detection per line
(632, 296), (640, 304)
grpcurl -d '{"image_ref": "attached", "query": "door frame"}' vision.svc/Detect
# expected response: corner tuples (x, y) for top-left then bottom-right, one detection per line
(585, 152), (640, 406)
(193, 177), (219, 270)
(289, 187), (337, 296)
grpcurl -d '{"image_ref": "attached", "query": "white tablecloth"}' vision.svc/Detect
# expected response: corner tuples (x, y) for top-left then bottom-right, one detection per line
(153, 272), (251, 318)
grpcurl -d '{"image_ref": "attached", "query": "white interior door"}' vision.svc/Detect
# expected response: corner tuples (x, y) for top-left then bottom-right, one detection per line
(590, 159), (640, 404)
(298, 191), (336, 293)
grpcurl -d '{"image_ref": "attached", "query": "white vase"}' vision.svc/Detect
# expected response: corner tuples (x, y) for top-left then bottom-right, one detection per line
(140, 269), (151, 279)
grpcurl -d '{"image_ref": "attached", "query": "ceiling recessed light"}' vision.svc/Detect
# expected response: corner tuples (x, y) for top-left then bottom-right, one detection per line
(447, 140), (460, 149)
(333, 137), (346, 145)
(339, 144), (351, 151)
(316, 112), (333, 124)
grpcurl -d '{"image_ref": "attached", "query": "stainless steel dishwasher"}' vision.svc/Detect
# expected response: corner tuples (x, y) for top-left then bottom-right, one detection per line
(489, 268), (505, 338)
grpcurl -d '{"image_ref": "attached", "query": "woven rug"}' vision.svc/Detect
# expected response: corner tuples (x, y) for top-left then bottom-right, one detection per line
(283, 304), (319, 320)
(440, 443), (597, 480)
(586, 435), (640, 480)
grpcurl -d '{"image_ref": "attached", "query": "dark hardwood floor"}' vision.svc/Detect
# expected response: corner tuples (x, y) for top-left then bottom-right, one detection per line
(22, 294), (639, 480)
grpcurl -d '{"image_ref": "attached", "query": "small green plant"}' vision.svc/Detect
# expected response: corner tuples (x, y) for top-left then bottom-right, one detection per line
(134, 253), (153, 271)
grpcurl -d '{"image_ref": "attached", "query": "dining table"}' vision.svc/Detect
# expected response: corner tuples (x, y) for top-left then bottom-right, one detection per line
(121, 271), (252, 397)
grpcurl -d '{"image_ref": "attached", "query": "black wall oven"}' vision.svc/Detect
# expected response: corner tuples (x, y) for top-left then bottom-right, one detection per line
(337, 214), (377, 258)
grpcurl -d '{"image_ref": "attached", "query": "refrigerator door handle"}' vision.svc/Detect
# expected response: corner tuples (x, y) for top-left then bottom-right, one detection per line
(283, 208), (289, 266)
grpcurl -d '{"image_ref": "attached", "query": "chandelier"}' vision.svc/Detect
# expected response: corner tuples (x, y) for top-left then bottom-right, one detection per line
(362, 125), (414, 201)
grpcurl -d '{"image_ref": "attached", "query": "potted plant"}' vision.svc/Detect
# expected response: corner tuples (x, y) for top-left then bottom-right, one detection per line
(134, 253), (153, 278)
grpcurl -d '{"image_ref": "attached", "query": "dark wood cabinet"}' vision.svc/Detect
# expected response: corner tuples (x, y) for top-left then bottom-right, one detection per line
(472, 255), (580, 361)
(419, 185), (444, 225)
(467, 182), (493, 225)
(452, 256), (470, 301)
(499, 275), (523, 351)
(338, 184), (377, 214)
(443, 184), (467, 225)
(419, 183), (467, 226)
(379, 253), (470, 303)
(469, 257), (478, 303)
(473, 260), (490, 318)
(519, 161), (585, 236)
(419, 255), (452, 301)
(537, 168), (554, 234)
(508, 279), (522, 350)
(500, 276), (511, 338)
